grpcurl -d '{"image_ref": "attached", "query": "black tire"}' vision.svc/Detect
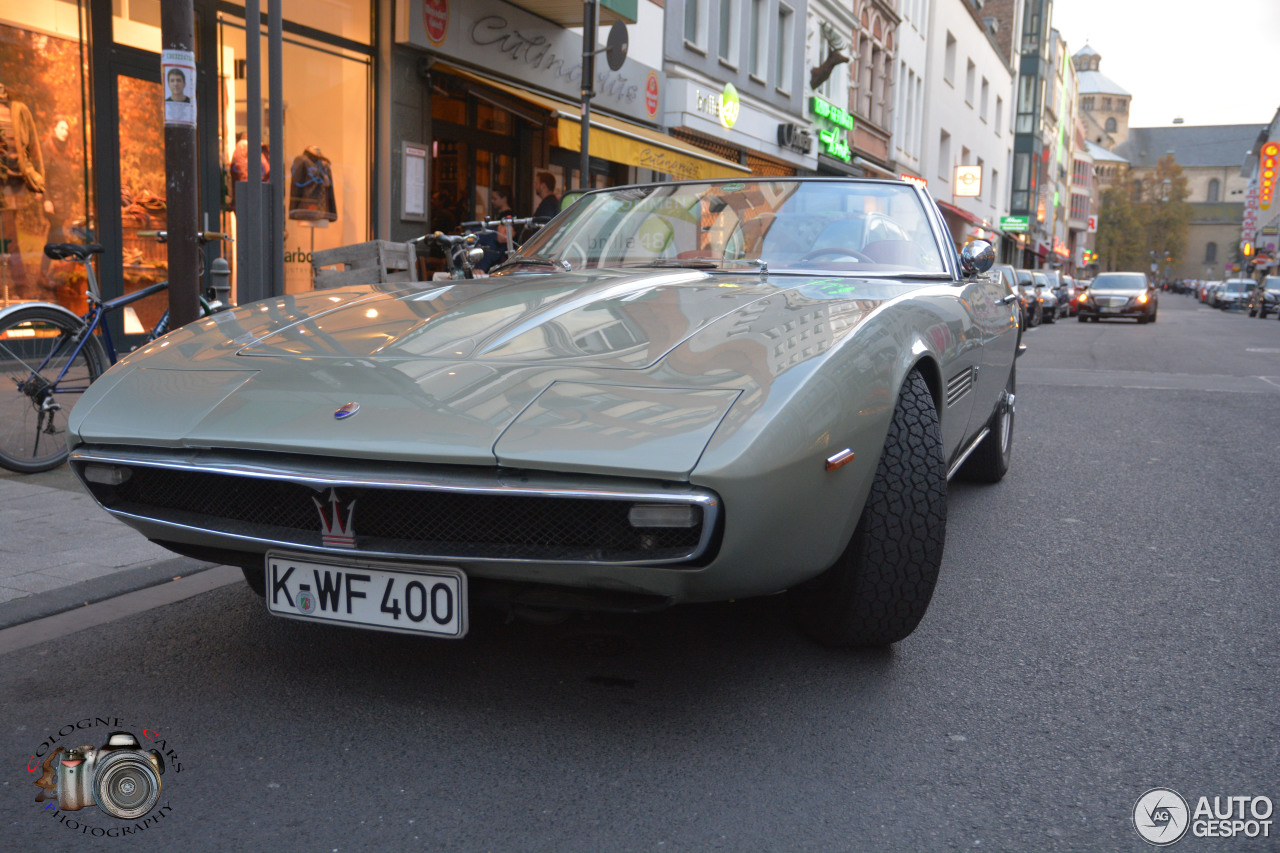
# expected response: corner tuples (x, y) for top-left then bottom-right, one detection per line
(1149, 308), (1157, 324)
(1249, 307), (1258, 317)
(790, 370), (947, 647)
(957, 363), (1015, 483)
(1030, 302), (1042, 327)
(1077, 314), (1087, 322)
(0, 306), (108, 473)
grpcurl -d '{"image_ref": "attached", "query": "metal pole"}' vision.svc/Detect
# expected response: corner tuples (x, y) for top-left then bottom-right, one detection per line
(269, 0), (284, 295)
(243, 0), (263, 305)
(579, 0), (597, 189)
(161, 0), (200, 327)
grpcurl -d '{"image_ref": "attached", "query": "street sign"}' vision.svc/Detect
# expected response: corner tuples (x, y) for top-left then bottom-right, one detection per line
(999, 215), (1029, 232)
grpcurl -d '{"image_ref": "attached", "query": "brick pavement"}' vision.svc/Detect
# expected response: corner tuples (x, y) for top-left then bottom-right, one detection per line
(0, 467), (215, 626)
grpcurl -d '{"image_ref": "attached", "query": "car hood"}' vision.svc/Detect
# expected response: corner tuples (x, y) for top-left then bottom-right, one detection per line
(70, 271), (908, 478)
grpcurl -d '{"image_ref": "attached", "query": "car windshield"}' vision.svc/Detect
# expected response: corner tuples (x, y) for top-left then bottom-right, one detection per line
(513, 179), (947, 275)
(1224, 280), (1250, 292)
(1091, 273), (1148, 292)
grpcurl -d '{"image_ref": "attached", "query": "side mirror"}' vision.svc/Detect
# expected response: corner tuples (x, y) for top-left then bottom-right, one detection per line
(959, 240), (995, 277)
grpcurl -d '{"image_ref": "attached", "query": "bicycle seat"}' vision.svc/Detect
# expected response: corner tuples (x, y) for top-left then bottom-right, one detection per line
(44, 243), (105, 261)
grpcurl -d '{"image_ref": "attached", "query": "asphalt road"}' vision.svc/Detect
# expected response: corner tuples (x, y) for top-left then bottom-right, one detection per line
(3, 293), (1278, 851)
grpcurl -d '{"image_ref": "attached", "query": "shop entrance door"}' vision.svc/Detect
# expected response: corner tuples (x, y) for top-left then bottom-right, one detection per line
(110, 68), (170, 338)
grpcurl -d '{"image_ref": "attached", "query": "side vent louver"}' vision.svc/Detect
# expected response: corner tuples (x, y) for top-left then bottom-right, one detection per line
(945, 367), (976, 407)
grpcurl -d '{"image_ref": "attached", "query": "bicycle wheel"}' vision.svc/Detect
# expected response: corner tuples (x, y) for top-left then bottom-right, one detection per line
(0, 306), (109, 473)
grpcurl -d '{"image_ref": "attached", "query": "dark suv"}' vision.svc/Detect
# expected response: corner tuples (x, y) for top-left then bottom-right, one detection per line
(1077, 271), (1158, 323)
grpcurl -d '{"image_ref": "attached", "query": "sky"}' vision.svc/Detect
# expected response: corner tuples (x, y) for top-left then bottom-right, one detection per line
(1050, 0), (1280, 129)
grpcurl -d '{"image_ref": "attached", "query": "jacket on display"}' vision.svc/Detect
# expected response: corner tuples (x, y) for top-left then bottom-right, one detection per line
(0, 97), (44, 195)
(288, 146), (337, 221)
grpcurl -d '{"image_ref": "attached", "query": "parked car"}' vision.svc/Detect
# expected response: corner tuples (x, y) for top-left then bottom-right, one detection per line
(1247, 275), (1279, 318)
(1216, 278), (1255, 310)
(1077, 271), (1158, 323)
(1032, 271), (1061, 322)
(1015, 269), (1044, 327)
(65, 177), (1019, 649)
(1060, 275), (1080, 316)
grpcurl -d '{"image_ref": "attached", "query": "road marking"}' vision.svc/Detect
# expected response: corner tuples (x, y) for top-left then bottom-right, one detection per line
(1246, 347), (1280, 353)
(0, 566), (241, 656)
(1019, 368), (1280, 394)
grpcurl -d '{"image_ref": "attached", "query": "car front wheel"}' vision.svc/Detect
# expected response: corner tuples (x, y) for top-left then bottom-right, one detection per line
(790, 370), (947, 647)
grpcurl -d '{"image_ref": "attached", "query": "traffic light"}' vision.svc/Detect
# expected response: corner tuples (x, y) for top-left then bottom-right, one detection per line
(1262, 141), (1279, 210)
(1242, 241), (1254, 257)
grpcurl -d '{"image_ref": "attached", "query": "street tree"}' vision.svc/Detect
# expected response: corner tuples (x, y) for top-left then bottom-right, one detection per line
(1096, 154), (1193, 275)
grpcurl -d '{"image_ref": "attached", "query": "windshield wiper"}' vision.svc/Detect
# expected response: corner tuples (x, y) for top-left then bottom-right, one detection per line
(620, 258), (768, 271)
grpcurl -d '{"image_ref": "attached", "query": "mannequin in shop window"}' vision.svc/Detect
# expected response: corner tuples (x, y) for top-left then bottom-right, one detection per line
(288, 145), (337, 222)
(0, 81), (45, 299)
(40, 116), (78, 289)
(229, 132), (270, 209)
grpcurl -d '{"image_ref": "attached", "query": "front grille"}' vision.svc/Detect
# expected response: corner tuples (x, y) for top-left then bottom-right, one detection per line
(86, 464), (711, 564)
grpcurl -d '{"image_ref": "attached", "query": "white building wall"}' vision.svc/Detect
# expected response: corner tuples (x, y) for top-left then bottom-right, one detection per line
(919, 0), (1013, 226)
(891, 0), (929, 178)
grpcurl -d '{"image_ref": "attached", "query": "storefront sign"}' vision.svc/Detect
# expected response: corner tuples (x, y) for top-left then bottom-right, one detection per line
(423, 0), (448, 45)
(810, 95), (851, 163)
(954, 165), (982, 197)
(777, 123), (813, 155)
(1000, 215), (1029, 232)
(645, 72), (659, 119)
(694, 83), (739, 129)
(399, 0), (663, 124)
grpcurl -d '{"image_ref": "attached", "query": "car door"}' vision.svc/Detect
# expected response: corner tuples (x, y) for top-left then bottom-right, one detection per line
(969, 265), (1018, 433)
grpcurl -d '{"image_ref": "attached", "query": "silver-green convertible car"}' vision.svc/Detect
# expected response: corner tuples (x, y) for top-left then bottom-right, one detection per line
(67, 178), (1019, 647)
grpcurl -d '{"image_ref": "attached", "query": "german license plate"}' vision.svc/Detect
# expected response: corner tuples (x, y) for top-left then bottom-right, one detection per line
(265, 551), (467, 638)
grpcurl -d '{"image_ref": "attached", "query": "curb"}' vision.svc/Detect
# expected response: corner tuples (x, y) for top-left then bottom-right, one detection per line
(0, 556), (220, 631)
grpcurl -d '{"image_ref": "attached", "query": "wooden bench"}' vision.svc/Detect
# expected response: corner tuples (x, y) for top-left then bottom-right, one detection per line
(311, 240), (418, 288)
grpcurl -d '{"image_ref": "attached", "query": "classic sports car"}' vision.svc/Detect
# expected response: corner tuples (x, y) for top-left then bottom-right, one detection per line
(67, 178), (1019, 647)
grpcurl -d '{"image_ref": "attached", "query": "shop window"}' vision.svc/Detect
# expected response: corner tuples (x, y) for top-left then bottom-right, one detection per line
(217, 15), (371, 294)
(432, 90), (466, 125)
(113, 0), (162, 53)
(0, 15), (93, 311)
(221, 0), (371, 43)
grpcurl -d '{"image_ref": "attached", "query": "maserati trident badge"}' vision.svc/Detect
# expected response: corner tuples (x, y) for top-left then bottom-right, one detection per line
(334, 402), (360, 420)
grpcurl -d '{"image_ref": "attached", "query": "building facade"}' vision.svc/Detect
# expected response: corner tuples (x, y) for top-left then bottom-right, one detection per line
(1073, 45), (1130, 151)
(915, 0), (1014, 253)
(1114, 124), (1262, 281)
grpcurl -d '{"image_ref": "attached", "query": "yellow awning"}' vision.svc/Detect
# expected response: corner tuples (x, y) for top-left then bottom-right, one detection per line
(440, 65), (751, 181)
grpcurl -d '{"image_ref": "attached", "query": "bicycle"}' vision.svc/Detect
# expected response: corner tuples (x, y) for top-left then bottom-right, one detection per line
(413, 216), (546, 280)
(0, 232), (229, 473)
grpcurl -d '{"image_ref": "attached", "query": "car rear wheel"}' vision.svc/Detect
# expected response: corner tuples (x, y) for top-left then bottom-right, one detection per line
(789, 370), (947, 647)
(957, 364), (1015, 484)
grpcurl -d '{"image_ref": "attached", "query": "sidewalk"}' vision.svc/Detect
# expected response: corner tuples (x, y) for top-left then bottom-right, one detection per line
(0, 465), (216, 629)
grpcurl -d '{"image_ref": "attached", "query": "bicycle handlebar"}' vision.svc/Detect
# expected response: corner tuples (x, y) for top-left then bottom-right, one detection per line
(137, 230), (234, 244)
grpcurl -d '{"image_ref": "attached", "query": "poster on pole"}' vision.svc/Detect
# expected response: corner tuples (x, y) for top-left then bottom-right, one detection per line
(162, 50), (197, 127)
